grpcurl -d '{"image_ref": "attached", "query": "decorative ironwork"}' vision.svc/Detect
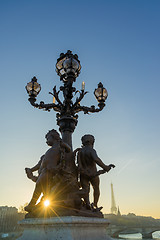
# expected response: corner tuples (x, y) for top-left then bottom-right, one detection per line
(25, 50), (108, 147)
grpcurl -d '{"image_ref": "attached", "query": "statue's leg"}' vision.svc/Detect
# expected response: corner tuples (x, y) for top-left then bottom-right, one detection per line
(90, 176), (100, 208)
(28, 185), (41, 205)
(24, 183), (42, 212)
(80, 174), (90, 208)
(25, 170), (51, 212)
(40, 171), (53, 198)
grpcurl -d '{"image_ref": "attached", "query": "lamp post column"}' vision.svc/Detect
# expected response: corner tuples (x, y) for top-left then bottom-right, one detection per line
(57, 116), (77, 150)
(56, 75), (78, 149)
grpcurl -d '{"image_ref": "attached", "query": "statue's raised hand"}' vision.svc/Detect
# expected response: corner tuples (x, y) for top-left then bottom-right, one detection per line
(25, 168), (33, 179)
(109, 164), (115, 169)
(104, 164), (115, 172)
(25, 168), (37, 182)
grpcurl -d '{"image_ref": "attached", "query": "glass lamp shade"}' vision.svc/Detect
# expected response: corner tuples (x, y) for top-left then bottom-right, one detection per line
(56, 56), (66, 76)
(94, 82), (108, 102)
(56, 50), (81, 80)
(26, 77), (41, 96)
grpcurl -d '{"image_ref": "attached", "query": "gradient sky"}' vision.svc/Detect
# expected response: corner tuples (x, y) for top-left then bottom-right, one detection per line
(0, 0), (160, 218)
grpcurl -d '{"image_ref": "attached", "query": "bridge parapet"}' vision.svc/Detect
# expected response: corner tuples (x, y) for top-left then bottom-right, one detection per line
(106, 225), (160, 239)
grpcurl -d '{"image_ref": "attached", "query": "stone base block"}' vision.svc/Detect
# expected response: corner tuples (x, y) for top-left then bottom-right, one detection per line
(17, 216), (111, 240)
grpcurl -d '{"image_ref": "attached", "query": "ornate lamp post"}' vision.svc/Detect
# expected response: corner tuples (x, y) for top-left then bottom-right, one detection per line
(25, 50), (108, 148)
(20, 50), (114, 240)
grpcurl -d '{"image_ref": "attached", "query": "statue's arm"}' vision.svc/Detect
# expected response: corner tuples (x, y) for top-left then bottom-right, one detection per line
(30, 161), (41, 172)
(25, 156), (44, 182)
(25, 167), (38, 182)
(73, 148), (81, 156)
(91, 149), (115, 172)
(60, 141), (71, 153)
(27, 158), (42, 172)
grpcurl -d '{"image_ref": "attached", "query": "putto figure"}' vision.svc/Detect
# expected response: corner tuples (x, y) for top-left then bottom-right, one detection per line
(24, 130), (115, 218)
(25, 129), (71, 212)
(77, 134), (115, 209)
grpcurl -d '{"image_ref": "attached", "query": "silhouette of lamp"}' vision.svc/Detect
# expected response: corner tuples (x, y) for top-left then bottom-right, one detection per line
(56, 50), (81, 81)
(26, 76), (41, 98)
(94, 82), (108, 103)
(25, 50), (108, 148)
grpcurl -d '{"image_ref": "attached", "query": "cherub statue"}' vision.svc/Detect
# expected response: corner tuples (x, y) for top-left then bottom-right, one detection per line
(24, 129), (71, 212)
(77, 134), (115, 209)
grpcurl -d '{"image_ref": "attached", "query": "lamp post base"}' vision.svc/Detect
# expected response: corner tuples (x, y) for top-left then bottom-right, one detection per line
(17, 216), (111, 240)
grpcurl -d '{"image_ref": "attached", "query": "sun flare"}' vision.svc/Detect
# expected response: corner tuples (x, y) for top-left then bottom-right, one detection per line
(44, 200), (50, 207)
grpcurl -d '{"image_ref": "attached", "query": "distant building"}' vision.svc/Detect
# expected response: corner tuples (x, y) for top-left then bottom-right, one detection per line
(0, 206), (22, 233)
(0, 206), (17, 215)
(110, 183), (117, 214)
(117, 206), (121, 216)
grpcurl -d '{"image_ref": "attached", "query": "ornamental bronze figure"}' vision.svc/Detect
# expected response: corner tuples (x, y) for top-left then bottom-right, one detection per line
(77, 135), (115, 210)
(24, 130), (71, 213)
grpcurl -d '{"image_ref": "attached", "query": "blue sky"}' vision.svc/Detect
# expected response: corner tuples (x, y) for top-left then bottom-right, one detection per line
(0, 0), (160, 218)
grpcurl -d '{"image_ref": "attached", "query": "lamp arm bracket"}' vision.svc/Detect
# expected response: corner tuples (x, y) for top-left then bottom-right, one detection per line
(53, 86), (63, 106)
(28, 97), (61, 112)
(72, 90), (88, 109)
(74, 102), (105, 114)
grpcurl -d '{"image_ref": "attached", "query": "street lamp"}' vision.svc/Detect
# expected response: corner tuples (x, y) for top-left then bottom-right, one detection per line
(26, 76), (41, 97)
(23, 50), (115, 221)
(94, 82), (108, 102)
(25, 50), (108, 148)
(56, 50), (81, 81)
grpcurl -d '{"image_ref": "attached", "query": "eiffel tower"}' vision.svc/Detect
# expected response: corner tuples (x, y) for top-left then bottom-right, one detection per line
(111, 183), (117, 214)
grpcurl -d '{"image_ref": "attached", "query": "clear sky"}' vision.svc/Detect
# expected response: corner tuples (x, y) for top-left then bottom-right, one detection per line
(0, 0), (160, 218)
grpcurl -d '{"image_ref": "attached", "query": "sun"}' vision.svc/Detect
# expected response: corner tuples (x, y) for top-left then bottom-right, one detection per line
(44, 199), (50, 207)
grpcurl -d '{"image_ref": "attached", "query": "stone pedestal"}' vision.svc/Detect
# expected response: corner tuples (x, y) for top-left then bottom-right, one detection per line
(17, 216), (111, 240)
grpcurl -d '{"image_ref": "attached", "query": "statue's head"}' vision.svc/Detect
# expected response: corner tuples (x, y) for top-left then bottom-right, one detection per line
(81, 134), (95, 147)
(45, 129), (61, 146)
